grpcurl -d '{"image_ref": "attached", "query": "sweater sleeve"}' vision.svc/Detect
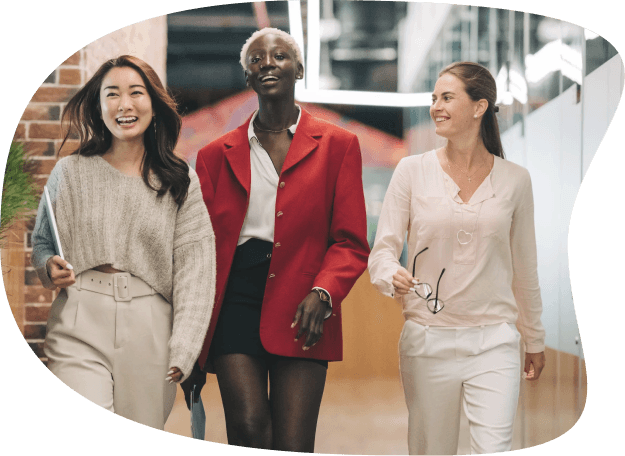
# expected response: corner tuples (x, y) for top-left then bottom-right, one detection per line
(510, 170), (545, 353)
(168, 170), (217, 381)
(368, 157), (412, 299)
(30, 158), (66, 289)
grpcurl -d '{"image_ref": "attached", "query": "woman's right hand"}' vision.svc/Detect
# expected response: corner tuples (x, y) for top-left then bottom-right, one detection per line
(46, 256), (75, 288)
(181, 362), (207, 410)
(392, 267), (418, 296)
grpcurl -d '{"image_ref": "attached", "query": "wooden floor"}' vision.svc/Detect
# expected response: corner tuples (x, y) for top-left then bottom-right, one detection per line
(164, 348), (586, 454)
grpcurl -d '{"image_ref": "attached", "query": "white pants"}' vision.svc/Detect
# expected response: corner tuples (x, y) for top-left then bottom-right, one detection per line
(399, 321), (521, 455)
(44, 272), (177, 430)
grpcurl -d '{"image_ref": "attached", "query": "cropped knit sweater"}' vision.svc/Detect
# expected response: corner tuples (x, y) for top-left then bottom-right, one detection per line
(31, 154), (216, 381)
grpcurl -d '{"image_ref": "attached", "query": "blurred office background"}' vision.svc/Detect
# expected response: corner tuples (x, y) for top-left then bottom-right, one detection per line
(7, 1), (621, 454)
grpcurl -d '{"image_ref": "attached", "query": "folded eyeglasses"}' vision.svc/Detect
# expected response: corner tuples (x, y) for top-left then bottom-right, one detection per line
(411, 247), (445, 314)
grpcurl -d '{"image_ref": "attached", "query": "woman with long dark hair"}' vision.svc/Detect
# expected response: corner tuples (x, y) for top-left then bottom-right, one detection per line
(30, 55), (216, 430)
(368, 61), (546, 454)
(187, 28), (369, 452)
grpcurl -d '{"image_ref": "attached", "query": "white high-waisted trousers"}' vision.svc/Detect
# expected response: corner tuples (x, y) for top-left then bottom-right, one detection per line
(399, 321), (521, 455)
(44, 270), (177, 430)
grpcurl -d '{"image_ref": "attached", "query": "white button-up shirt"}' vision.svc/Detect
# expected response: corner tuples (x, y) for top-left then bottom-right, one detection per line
(238, 107), (302, 246)
(238, 107), (332, 317)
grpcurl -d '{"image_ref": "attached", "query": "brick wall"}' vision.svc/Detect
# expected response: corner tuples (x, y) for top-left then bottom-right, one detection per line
(12, 50), (86, 362)
(5, 17), (167, 363)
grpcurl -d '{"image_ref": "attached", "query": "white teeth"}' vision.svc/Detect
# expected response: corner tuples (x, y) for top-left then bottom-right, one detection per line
(116, 116), (138, 124)
(436, 117), (448, 122)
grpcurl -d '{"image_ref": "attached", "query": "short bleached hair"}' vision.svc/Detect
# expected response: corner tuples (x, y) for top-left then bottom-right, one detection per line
(239, 27), (304, 71)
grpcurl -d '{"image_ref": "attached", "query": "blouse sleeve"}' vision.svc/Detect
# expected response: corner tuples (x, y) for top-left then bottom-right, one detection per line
(30, 159), (65, 290)
(168, 170), (217, 381)
(368, 158), (412, 299)
(510, 170), (546, 353)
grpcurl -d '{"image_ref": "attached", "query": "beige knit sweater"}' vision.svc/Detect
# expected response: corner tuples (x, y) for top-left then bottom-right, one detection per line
(31, 154), (216, 381)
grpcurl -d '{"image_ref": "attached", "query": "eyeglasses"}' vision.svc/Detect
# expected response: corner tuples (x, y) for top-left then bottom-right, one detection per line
(411, 247), (446, 314)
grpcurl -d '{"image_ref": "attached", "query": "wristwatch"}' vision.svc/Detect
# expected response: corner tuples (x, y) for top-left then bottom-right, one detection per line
(312, 287), (330, 303)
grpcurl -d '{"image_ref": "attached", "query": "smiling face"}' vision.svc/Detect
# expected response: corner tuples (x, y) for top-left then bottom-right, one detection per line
(244, 33), (303, 97)
(100, 66), (154, 146)
(430, 73), (484, 140)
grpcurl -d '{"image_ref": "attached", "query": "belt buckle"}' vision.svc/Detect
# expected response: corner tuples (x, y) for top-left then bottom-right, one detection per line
(113, 273), (132, 302)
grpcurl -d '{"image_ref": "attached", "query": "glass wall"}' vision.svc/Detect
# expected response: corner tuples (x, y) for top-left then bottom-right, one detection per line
(297, 2), (620, 449)
(397, 4), (620, 449)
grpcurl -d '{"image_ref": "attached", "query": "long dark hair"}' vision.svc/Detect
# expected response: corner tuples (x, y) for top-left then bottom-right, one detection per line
(59, 55), (190, 205)
(439, 62), (505, 159)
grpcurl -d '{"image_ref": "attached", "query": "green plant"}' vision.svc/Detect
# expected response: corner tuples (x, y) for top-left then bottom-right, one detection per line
(1, 142), (40, 244)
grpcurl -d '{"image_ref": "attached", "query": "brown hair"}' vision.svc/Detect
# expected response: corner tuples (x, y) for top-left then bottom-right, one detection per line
(59, 55), (190, 205)
(439, 61), (505, 159)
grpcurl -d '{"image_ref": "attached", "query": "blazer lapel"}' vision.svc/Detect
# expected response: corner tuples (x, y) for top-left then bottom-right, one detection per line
(224, 117), (252, 195)
(281, 109), (321, 175)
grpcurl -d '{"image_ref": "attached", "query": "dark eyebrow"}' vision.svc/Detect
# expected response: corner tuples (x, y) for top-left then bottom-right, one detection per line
(432, 91), (455, 99)
(102, 84), (146, 91)
(248, 45), (291, 56)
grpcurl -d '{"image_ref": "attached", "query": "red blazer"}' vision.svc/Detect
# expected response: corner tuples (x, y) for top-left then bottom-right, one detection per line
(195, 108), (369, 369)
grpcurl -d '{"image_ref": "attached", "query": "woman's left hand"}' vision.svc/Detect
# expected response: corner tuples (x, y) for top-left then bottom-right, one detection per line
(292, 292), (328, 351)
(166, 366), (183, 384)
(523, 352), (545, 381)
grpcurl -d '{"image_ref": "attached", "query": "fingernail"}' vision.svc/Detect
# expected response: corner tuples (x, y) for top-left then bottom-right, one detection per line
(411, 280), (418, 285)
(294, 339), (298, 342)
(291, 323), (295, 328)
(165, 376), (172, 382)
(169, 380), (173, 384)
(66, 264), (74, 270)
(167, 370), (174, 375)
(409, 287), (416, 292)
(302, 347), (309, 351)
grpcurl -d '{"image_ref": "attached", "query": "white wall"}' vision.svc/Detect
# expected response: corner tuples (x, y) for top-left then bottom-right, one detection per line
(502, 54), (622, 355)
(84, 16), (168, 83)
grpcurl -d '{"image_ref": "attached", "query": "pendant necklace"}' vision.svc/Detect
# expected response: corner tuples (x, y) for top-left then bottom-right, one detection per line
(457, 202), (482, 245)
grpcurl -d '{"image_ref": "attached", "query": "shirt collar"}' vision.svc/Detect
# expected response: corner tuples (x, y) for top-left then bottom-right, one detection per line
(248, 105), (302, 144)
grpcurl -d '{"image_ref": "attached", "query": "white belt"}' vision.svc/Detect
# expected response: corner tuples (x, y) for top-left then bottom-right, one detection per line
(75, 269), (155, 302)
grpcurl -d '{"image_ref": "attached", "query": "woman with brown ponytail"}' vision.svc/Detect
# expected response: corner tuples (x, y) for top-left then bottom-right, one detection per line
(368, 62), (546, 454)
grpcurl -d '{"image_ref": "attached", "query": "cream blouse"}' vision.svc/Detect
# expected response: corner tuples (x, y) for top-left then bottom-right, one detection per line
(368, 150), (545, 353)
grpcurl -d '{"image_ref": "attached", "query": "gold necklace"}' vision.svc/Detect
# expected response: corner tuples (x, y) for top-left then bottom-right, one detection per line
(253, 119), (292, 133)
(444, 147), (487, 183)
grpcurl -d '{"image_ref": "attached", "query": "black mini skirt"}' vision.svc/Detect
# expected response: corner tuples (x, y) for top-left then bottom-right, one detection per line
(209, 238), (328, 369)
